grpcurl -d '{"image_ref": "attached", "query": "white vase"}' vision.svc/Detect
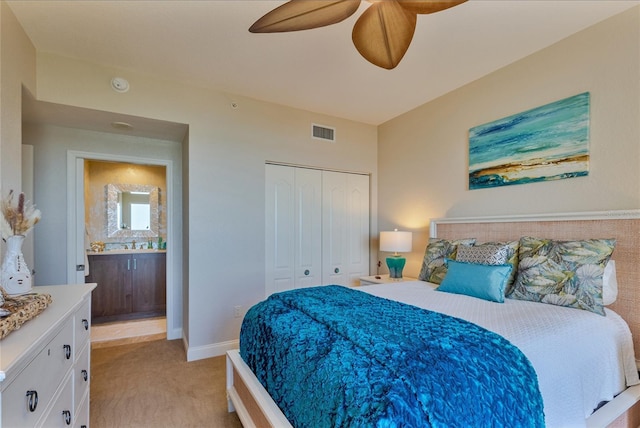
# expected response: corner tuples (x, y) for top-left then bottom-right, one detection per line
(1, 235), (33, 295)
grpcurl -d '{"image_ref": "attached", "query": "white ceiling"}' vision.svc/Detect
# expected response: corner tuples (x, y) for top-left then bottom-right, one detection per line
(8, 0), (639, 128)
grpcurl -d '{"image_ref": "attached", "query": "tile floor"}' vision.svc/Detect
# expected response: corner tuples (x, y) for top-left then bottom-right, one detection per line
(91, 316), (166, 348)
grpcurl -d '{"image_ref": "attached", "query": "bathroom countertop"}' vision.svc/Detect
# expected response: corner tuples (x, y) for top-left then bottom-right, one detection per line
(87, 249), (166, 255)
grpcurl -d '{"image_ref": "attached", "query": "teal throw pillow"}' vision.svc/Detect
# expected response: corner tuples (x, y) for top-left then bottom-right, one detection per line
(437, 259), (512, 303)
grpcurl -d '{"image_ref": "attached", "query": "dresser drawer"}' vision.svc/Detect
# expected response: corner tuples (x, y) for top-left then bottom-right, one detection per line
(73, 343), (90, 415)
(74, 298), (91, 358)
(74, 393), (89, 428)
(37, 373), (73, 428)
(1, 318), (74, 427)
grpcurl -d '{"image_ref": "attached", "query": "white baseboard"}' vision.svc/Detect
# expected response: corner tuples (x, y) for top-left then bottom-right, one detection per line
(167, 327), (182, 340)
(186, 339), (240, 361)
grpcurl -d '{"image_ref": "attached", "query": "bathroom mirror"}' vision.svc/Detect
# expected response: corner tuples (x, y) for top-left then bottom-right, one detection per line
(106, 184), (160, 238)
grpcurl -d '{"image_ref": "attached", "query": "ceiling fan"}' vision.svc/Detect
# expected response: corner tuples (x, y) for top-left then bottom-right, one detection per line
(249, 0), (468, 70)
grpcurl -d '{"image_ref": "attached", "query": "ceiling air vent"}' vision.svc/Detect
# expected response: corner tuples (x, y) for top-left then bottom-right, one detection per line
(312, 124), (336, 142)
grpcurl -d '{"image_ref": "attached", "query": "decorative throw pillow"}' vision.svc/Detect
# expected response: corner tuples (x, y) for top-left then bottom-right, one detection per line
(418, 238), (476, 284)
(475, 240), (520, 294)
(602, 260), (618, 306)
(437, 259), (512, 303)
(509, 236), (616, 315)
(456, 244), (509, 265)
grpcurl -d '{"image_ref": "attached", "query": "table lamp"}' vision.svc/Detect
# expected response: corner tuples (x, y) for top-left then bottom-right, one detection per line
(379, 229), (412, 279)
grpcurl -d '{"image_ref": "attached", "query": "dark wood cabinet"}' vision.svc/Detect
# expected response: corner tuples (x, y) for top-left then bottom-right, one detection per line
(87, 254), (132, 320)
(86, 252), (166, 324)
(131, 253), (166, 314)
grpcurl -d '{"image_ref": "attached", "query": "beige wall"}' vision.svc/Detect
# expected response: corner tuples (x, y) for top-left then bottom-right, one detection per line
(0, 2), (36, 221)
(84, 160), (167, 245)
(23, 123), (183, 338)
(378, 6), (640, 278)
(0, 2), (37, 286)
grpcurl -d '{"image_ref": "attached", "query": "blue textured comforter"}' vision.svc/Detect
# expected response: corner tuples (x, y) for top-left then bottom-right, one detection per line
(240, 285), (544, 427)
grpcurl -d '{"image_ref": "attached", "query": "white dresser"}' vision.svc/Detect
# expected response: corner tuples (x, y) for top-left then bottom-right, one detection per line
(0, 283), (96, 428)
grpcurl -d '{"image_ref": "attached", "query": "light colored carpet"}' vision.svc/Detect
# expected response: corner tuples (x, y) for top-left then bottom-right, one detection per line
(91, 339), (243, 428)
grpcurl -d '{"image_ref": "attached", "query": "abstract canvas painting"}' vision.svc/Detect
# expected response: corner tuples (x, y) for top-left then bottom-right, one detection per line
(468, 92), (590, 190)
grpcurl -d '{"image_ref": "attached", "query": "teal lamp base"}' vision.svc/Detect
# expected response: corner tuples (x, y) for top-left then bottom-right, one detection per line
(386, 255), (406, 279)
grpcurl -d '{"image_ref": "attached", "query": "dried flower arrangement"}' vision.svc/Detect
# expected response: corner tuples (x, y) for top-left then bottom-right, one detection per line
(1, 190), (41, 239)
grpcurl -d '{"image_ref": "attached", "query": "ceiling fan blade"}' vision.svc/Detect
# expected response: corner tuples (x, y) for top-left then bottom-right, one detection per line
(249, 0), (361, 33)
(396, 0), (467, 15)
(352, 1), (416, 69)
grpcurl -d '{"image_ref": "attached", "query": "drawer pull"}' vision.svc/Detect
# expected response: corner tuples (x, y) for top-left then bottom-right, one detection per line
(334, 268), (340, 274)
(82, 318), (89, 330)
(82, 369), (88, 381)
(304, 270), (310, 276)
(26, 390), (38, 412)
(63, 410), (71, 425)
(64, 344), (72, 359)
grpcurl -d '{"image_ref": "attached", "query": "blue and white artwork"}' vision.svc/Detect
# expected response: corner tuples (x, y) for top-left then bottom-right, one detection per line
(469, 92), (590, 190)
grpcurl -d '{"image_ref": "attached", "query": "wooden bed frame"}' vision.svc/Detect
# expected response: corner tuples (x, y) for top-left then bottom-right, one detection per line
(227, 211), (640, 428)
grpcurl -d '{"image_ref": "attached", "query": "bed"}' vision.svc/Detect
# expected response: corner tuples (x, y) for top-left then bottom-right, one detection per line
(227, 211), (640, 427)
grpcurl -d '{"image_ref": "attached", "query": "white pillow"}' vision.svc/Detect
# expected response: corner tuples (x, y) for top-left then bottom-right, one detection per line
(603, 260), (618, 306)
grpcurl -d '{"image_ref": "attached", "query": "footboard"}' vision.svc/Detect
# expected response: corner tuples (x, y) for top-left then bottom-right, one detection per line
(586, 383), (640, 428)
(226, 349), (292, 428)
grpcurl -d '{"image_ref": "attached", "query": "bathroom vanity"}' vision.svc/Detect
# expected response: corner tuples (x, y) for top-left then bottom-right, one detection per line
(85, 250), (166, 324)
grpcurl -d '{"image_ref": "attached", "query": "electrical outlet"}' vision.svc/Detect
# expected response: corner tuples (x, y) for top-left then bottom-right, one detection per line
(233, 305), (242, 318)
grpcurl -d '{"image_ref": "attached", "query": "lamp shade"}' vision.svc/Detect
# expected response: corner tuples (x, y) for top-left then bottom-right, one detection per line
(379, 229), (412, 253)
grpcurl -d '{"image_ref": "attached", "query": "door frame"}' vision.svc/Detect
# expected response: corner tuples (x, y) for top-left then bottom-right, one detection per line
(66, 150), (177, 339)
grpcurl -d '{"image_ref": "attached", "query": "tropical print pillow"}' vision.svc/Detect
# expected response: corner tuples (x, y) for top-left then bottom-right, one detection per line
(509, 236), (616, 315)
(418, 238), (476, 284)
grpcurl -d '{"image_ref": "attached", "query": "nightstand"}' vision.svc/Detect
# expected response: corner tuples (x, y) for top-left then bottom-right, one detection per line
(359, 274), (417, 285)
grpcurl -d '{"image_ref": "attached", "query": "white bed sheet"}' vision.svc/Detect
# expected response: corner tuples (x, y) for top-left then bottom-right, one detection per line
(360, 281), (640, 428)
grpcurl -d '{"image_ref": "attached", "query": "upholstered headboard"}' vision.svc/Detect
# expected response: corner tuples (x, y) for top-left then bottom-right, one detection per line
(430, 210), (640, 359)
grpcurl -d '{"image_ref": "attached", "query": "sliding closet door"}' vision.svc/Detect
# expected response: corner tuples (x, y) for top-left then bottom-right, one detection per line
(267, 164), (370, 294)
(265, 165), (322, 296)
(322, 171), (370, 287)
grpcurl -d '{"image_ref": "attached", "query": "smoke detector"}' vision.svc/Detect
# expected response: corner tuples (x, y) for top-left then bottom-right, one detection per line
(110, 77), (130, 93)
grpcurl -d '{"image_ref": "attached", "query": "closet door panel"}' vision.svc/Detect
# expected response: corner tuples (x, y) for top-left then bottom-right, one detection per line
(266, 165), (296, 296)
(322, 171), (348, 285)
(322, 171), (369, 287)
(294, 168), (322, 288)
(346, 173), (370, 284)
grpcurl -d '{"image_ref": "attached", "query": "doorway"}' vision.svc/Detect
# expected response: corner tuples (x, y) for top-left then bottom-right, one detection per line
(67, 150), (179, 341)
(85, 161), (166, 341)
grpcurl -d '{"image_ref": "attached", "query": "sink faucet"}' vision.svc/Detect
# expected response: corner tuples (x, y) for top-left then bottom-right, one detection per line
(131, 240), (136, 250)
